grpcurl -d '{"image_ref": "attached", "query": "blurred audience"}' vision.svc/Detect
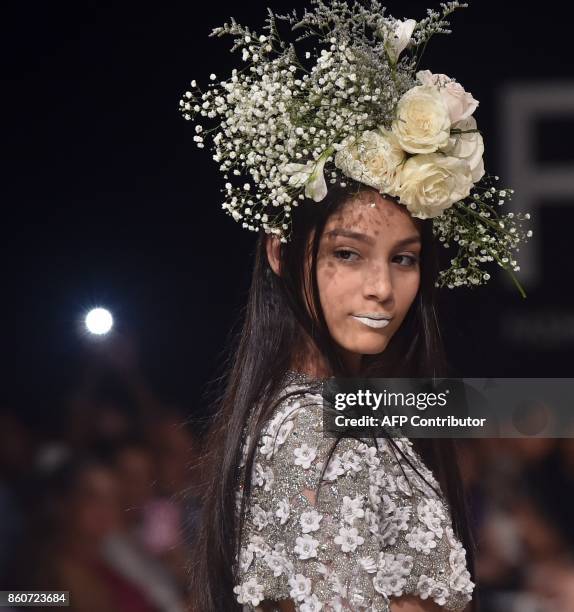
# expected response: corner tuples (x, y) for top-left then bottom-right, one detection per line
(461, 437), (574, 611)
(0, 332), (201, 611)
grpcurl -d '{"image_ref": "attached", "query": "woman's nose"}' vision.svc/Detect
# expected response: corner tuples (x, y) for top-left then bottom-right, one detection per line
(363, 263), (393, 302)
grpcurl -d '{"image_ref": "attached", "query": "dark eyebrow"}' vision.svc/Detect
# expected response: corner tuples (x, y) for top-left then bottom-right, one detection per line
(325, 229), (421, 249)
(324, 229), (375, 245)
(394, 235), (422, 249)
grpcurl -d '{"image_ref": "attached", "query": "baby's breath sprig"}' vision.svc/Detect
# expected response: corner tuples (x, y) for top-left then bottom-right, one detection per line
(432, 175), (532, 296)
(179, 0), (532, 295)
(179, 1), (419, 240)
(410, 2), (468, 72)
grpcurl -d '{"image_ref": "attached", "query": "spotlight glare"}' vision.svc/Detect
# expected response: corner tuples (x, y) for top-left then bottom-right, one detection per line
(85, 308), (114, 335)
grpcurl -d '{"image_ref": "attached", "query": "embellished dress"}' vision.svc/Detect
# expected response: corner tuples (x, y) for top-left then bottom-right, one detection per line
(233, 372), (475, 611)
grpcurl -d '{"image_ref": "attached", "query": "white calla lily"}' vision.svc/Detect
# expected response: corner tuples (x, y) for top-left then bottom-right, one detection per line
(384, 19), (417, 64)
(306, 158), (329, 201)
(282, 162), (313, 188)
(281, 148), (332, 202)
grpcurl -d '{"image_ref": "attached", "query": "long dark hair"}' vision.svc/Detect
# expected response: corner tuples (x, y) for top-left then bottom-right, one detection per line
(188, 184), (478, 611)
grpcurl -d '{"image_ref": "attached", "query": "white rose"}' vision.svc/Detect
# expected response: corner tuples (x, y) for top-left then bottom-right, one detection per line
(334, 127), (405, 194)
(396, 153), (473, 219)
(384, 18), (417, 64)
(440, 116), (485, 182)
(416, 70), (479, 124)
(392, 85), (451, 154)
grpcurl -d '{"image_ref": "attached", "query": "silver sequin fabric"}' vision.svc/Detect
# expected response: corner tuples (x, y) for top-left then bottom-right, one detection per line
(233, 372), (475, 611)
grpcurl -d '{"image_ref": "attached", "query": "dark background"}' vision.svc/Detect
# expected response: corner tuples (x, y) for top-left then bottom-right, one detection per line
(2, 0), (573, 428)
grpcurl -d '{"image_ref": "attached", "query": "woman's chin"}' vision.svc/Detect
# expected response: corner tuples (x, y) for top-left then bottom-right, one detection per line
(340, 335), (390, 356)
(359, 343), (389, 355)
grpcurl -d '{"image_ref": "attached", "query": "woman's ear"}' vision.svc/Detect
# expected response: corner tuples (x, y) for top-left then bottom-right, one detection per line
(265, 235), (282, 276)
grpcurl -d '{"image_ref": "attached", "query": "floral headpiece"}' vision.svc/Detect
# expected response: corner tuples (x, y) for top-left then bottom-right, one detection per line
(179, 0), (532, 296)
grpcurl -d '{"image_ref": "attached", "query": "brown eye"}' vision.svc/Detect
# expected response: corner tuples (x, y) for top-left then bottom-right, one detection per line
(394, 254), (419, 266)
(334, 249), (360, 262)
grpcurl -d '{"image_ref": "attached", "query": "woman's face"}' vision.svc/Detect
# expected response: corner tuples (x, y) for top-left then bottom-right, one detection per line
(316, 189), (421, 368)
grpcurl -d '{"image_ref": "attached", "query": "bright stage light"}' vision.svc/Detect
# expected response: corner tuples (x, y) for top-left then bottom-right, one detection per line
(85, 308), (114, 335)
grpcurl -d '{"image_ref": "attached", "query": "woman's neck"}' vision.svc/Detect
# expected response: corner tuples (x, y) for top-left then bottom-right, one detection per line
(290, 335), (362, 378)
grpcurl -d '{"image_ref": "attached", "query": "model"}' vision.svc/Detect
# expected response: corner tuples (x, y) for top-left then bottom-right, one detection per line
(179, 1), (532, 610)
